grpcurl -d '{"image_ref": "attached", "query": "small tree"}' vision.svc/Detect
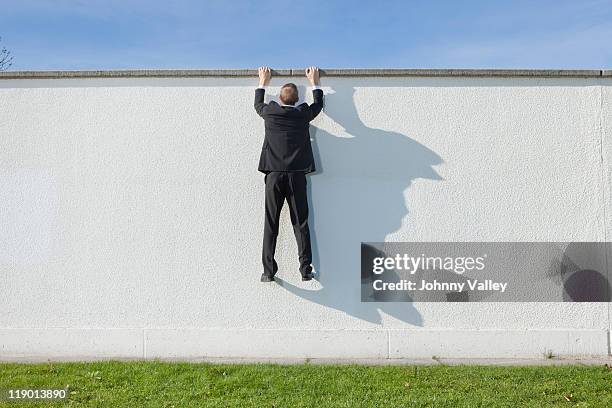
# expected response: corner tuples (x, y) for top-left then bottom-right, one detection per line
(1, 37), (13, 71)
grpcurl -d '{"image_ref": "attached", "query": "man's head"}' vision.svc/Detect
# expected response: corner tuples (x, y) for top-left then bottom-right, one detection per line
(279, 83), (299, 105)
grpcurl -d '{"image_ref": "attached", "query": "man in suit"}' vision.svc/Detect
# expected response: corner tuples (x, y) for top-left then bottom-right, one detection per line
(254, 66), (324, 282)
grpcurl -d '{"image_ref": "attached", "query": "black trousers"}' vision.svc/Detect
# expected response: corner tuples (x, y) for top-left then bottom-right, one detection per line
(262, 171), (313, 277)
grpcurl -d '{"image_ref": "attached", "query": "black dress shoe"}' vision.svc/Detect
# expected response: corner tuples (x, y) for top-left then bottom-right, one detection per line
(260, 274), (275, 282)
(301, 272), (314, 281)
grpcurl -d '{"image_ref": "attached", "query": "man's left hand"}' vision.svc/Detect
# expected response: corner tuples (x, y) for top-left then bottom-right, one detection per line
(258, 66), (271, 86)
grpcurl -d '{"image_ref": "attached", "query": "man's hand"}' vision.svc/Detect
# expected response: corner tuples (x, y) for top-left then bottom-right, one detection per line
(258, 66), (271, 86)
(305, 66), (320, 86)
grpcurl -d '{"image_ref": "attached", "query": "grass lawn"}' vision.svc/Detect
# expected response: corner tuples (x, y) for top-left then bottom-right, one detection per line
(0, 360), (610, 407)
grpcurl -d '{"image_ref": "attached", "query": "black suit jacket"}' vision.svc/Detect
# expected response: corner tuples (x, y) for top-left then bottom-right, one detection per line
(254, 88), (324, 174)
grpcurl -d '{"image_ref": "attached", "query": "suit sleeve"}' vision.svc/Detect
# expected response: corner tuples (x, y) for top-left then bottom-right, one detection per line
(306, 89), (324, 122)
(254, 88), (267, 117)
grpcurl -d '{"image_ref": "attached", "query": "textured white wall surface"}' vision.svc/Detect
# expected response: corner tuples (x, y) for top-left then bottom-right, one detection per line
(0, 75), (611, 359)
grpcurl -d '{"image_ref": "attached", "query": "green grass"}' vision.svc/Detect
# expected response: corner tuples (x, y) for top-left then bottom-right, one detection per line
(0, 360), (610, 407)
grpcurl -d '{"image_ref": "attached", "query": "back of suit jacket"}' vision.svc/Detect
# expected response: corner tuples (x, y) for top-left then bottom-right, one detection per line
(254, 88), (324, 174)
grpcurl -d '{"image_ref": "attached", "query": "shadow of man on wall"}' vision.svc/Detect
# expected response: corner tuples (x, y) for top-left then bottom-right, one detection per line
(275, 84), (444, 325)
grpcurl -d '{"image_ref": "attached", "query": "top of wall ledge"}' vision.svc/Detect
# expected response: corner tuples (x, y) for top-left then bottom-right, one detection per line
(0, 68), (610, 79)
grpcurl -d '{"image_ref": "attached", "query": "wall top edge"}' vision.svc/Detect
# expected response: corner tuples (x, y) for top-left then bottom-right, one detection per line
(0, 68), (609, 79)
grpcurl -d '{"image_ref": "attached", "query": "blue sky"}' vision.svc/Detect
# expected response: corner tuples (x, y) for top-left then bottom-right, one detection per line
(2, 0), (612, 70)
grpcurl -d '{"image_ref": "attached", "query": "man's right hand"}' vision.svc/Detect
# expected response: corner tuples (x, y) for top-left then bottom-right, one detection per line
(305, 66), (320, 86)
(258, 66), (271, 86)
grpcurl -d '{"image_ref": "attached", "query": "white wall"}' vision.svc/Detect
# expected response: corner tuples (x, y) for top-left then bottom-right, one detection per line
(0, 74), (610, 359)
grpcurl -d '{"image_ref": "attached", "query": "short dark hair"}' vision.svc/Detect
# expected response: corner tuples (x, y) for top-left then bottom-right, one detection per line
(280, 83), (299, 105)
